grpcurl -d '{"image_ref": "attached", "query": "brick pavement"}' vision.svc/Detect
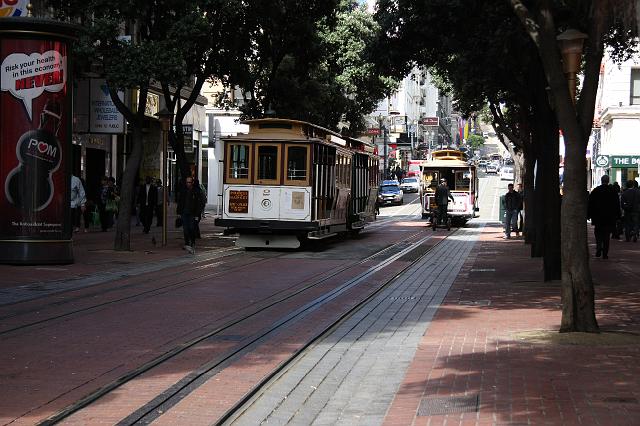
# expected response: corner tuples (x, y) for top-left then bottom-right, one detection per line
(0, 206), (233, 297)
(384, 223), (640, 425)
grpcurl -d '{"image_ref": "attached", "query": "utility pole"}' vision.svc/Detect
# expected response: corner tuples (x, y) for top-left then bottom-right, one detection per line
(379, 115), (387, 180)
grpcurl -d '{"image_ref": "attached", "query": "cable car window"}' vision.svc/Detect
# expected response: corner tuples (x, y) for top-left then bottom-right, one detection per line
(255, 143), (281, 184)
(455, 170), (470, 190)
(226, 143), (251, 184)
(284, 145), (309, 185)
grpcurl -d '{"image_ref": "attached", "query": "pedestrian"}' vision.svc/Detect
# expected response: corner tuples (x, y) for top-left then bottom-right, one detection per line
(70, 174), (86, 233)
(98, 176), (115, 231)
(621, 179), (640, 242)
(155, 179), (163, 227)
(137, 176), (157, 234)
(434, 178), (454, 226)
(587, 175), (620, 259)
(611, 181), (623, 239)
(133, 178), (142, 226)
(177, 176), (204, 254)
(516, 182), (525, 234)
(502, 183), (522, 239)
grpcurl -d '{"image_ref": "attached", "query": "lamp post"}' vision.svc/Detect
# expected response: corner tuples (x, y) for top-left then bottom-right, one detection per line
(557, 29), (588, 103)
(155, 108), (172, 247)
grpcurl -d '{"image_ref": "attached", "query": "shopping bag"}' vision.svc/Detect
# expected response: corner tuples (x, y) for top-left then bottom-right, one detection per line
(91, 207), (100, 227)
(106, 199), (118, 213)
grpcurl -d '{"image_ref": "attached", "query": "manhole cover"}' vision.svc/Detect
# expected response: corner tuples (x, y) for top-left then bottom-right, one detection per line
(417, 394), (479, 416)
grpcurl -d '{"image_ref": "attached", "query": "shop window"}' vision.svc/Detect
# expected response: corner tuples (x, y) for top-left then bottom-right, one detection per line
(226, 144), (251, 184)
(631, 69), (640, 105)
(255, 144), (281, 184)
(284, 145), (310, 186)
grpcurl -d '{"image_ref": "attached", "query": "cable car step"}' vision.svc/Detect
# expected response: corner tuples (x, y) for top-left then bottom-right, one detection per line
(307, 230), (338, 240)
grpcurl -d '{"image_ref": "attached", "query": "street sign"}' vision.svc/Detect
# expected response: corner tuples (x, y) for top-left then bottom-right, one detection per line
(420, 117), (439, 126)
(366, 128), (381, 136)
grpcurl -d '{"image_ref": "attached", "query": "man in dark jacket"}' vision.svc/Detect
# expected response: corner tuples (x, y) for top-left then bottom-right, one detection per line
(434, 178), (454, 225)
(503, 183), (522, 239)
(177, 176), (204, 254)
(621, 179), (640, 242)
(137, 176), (157, 234)
(588, 175), (621, 258)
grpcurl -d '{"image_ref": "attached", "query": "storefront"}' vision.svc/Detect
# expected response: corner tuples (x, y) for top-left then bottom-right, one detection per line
(594, 154), (640, 186)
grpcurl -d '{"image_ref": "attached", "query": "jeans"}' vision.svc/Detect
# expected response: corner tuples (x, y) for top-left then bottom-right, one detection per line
(594, 224), (613, 256)
(504, 209), (519, 236)
(182, 213), (197, 247)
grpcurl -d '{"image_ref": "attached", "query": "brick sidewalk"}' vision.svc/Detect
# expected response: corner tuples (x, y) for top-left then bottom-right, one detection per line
(0, 206), (232, 290)
(385, 223), (640, 425)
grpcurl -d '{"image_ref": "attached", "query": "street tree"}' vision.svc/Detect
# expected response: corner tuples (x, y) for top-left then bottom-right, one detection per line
(235, 0), (395, 134)
(508, 0), (638, 332)
(465, 134), (485, 153)
(374, 0), (562, 280)
(155, 1), (248, 181)
(47, 0), (214, 251)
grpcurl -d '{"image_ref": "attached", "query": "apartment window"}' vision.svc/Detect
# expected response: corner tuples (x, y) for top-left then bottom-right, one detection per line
(631, 69), (640, 105)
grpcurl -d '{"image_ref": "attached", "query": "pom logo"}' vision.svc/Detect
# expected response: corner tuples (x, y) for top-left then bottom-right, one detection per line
(27, 138), (58, 160)
(0, 0), (28, 17)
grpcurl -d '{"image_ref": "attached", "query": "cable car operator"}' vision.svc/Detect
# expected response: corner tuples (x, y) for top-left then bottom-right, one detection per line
(435, 178), (454, 224)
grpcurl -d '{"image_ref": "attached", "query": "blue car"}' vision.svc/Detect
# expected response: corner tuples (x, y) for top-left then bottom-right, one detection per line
(377, 180), (404, 206)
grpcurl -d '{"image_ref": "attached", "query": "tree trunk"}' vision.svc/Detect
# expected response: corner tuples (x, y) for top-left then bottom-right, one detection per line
(530, 124), (544, 258)
(559, 136), (598, 332)
(522, 144), (535, 245)
(537, 97), (561, 281)
(510, 0), (602, 332)
(114, 125), (145, 251)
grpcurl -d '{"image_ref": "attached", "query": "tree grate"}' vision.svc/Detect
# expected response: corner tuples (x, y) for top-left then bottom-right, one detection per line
(417, 394), (479, 416)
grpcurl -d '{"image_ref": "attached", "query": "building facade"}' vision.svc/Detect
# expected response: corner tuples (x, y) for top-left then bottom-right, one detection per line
(592, 54), (640, 188)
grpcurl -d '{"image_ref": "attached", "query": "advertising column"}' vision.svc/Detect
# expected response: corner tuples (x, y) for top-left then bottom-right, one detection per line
(0, 18), (77, 264)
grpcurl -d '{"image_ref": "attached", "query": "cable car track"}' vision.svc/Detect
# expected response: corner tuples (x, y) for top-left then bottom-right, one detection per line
(23, 224), (440, 425)
(0, 213), (424, 337)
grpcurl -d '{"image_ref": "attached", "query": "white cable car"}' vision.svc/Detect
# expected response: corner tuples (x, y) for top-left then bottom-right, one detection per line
(215, 119), (379, 248)
(420, 149), (479, 225)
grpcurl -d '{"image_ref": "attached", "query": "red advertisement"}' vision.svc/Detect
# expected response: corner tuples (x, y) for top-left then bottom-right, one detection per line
(0, 38), (69, 239)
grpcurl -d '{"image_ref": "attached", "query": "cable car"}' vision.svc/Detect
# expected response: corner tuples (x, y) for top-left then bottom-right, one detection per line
(420, 149), (479, 225)
(215, 118), (379, 248)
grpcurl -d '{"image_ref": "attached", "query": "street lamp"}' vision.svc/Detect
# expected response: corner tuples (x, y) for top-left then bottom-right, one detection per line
(557, 28), (588, 103)
(155, 108), (173, 247)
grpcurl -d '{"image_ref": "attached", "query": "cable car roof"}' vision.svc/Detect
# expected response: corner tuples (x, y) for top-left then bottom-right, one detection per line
(223, 118), (376, 154)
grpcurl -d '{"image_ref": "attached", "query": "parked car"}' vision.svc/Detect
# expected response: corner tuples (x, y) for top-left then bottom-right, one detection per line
(485, 163), (498, 174)
(377, 180), (404, 206)
(500, 166), (515, 181)
(400, 177), (420, 193)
